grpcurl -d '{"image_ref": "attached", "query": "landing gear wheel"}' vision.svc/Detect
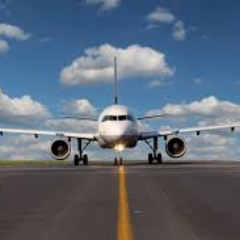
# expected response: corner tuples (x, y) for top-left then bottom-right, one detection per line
(83, 154), (89, 165)
(157, 153), (162, 164)
(114, 158), (118, 165)
(119, 158), (123, 166)
(148, 153), (153, 164)
(74, 154), (80, 166)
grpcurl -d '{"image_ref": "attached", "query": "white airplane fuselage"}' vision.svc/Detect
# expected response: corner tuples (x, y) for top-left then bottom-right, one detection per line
(96, 105), (139, 149)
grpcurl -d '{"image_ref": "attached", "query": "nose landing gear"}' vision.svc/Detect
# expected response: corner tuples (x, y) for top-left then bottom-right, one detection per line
(114, 143), (124, 166)
(114, 157), (123, 166)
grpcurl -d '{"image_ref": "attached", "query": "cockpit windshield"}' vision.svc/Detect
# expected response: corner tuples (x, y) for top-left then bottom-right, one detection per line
(109, 116), (117, 121)
(127, 115), (135, 122)
(102, 116), (109, 122)
(101, 115), (135, 122)
(118, 115), (127, 121)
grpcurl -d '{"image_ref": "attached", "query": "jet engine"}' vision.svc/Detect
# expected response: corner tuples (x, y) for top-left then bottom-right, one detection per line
(165, 136), (186, 158)
(51, 139), (71, 160)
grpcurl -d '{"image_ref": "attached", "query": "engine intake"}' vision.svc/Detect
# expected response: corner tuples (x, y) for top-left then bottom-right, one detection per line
(165, 136), (186, 158)
(51, 139), (71, 160)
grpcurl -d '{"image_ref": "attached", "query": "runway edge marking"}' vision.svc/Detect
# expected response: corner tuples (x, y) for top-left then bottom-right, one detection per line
(118, 166), (134, 240)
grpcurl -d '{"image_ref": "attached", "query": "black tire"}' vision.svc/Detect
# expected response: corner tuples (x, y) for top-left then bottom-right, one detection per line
(83, 154), (89, 165)
(119, 158), (123, 166)
(157, 153), (162, 164)
(74, 154), (80, 166)
(148, 153), (153, 164)
(114, 158), (118, 165)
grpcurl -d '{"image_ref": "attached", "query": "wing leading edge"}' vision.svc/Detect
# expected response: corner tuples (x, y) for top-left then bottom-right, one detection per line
(0, 128), (96, 140)
(139, 123), (240, 140)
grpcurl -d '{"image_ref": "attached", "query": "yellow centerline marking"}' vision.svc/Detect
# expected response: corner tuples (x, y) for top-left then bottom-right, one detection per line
(118, 166), (134, 240)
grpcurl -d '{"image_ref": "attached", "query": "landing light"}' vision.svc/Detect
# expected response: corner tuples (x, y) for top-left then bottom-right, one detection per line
(114, 144), (125, 152)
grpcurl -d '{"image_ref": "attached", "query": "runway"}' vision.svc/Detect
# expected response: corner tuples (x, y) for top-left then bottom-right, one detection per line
(1, 162), (240, 240)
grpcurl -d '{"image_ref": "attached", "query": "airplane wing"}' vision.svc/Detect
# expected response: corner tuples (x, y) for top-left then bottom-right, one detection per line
(139, 123), (240, 140)
(0, 128), (96, 140)
(137, 114), (171, 120)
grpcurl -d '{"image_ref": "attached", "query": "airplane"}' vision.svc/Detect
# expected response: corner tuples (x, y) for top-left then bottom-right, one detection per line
(1, 57), (240, 166)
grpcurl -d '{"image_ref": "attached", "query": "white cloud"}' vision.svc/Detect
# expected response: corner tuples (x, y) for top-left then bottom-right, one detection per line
(0, 135), (53, 160)
(146, 6), (188, 42)
(138, 120), (152, 132)
(172, 21), (187, 41)
(148, 96), (240, 126)
(145, 24), (160, 31)
(2, 90), (240, 161)
(149, 80), (164, 88)
(193, 78), (203, 85)
(45, 118), (97, 133)
(149, 79), (172, 88)
(38, 37), (54, 43)
(0, 23), (30, 56)
(60, 44), (173, 86)
(185, 133), (239, 160)
(145, 96), (240, 160)
(0, 93), (99, 160)
(147, 6), (176, 24)
(0, 89), (51, 126)
(62, 99), (97, 116)
(0, 38), (9, 53)
(85, 0), (121, 10)
(0, 23), (30, 40)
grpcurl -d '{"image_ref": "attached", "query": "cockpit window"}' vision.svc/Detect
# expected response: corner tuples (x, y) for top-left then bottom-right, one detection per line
(102, 114), (135, 122)
(127, 115), (135, 122)
(118, 115), (127, 121)
(109, 116), (117, 121)
(102, 116), (109, 122)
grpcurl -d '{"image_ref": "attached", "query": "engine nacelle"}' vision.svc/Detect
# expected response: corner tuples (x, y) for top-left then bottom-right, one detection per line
(165, 136), (186, 158)
(51, 139), (71, 160)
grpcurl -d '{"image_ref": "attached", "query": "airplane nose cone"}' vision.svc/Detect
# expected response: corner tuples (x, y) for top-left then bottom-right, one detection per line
(101, 124), (133, 143)
(111, 124), (130, 137)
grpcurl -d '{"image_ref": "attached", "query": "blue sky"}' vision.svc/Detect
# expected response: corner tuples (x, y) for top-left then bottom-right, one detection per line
(0, 0), (240, 160)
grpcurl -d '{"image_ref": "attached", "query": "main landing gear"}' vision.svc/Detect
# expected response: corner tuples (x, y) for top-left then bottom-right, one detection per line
(74, 139), (91, 166)
(144, 137), (162, 164)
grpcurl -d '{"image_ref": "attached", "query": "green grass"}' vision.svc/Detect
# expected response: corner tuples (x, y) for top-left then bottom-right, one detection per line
(0, 160), (68, 165)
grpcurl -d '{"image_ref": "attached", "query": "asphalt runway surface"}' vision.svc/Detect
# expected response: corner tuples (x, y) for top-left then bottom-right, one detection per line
(1, 162), (240, 240)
